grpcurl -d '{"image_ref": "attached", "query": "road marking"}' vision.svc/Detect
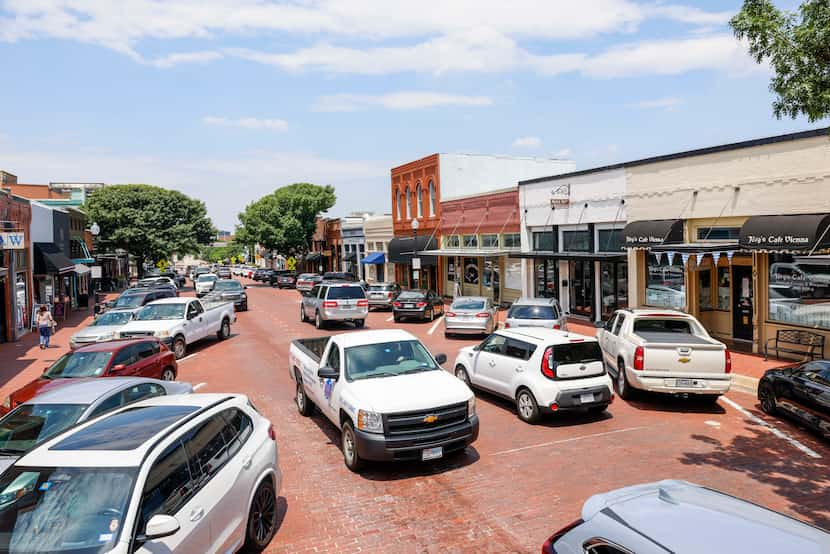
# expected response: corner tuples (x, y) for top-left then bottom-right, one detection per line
(493, 426), (652, 456)
(179, 353), (199, 362)
(721, 396), (821, 459)
(386, 316), (394, 322)
(427, 318), (443, 335)
(704, 420), (721, 428)
(193, 382), (207, 391)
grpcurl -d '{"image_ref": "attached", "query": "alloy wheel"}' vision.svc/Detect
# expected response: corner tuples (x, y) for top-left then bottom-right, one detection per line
(161, 368), (175, 381)
(250, 483), (277, 546)
(518, 392), (534, 420)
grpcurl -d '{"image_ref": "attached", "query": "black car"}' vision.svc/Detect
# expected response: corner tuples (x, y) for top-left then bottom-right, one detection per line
(109, 288), (176, 310)
(392, 289), (445, 322)
(254, 268), (274, 282)
(207, 279), (248, 311)
(758, 359), (830, 438)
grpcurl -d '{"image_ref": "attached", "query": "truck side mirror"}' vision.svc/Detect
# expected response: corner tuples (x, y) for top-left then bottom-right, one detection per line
(434, 353), (448, 365)
(318, 367), (339, 380)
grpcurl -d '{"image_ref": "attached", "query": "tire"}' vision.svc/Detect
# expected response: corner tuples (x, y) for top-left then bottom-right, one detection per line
(296, 376), (314, 416)
(242, 301), (248, 312)
(172, 337), (187, 359)
(243, 479), (278, 552)
(217, 318), (230, 340)
(315, 311), (325, 330)
(355, 319), (365, 328)
(341, 421), (364, 472)
(516, 388), (540, 423)
(160, 367), (176, 381)
(758, 382), (777, 415)
(300, 305), (307, 323)
(616, 361), (635, 400)
(454, 365), (472, 388)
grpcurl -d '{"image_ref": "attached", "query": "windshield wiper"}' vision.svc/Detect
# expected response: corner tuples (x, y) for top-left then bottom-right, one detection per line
(398, 367), (432, 376)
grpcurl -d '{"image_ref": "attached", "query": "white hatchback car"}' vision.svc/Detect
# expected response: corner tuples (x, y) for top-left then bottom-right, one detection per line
(0, 394), (281, 553)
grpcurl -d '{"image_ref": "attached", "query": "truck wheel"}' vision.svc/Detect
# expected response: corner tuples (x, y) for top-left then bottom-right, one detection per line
(296, 378), (314, 416)
(315, 311), (325, 330)
(617, 361), (635, 400)
(454, 365), (472, 388)
(758, 382), (777, 415)
(173, 337), (187, 359)
(516, 388), (540, 423)
(341, 422), (364, 472)
(217, 318), (230, 340)
(161, 367), (176, 381)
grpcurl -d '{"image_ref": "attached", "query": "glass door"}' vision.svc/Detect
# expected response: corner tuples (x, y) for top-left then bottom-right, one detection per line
(600, 262), (628, 319)
(569, 260), (594, 318)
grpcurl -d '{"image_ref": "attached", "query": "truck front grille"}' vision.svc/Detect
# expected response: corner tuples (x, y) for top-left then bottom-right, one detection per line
(383, 402), (468, 436)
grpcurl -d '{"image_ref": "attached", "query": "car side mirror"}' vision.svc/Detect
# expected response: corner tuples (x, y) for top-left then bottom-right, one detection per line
(318, 367), (339, 380)
(112, 364), (127, 371)
(140, 514), (180, 541)
(434, 353), (448, 365)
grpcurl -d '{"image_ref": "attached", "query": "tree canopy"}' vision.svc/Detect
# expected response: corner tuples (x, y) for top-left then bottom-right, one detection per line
(201, 243), (246, 264)
(236, 183), (336, 253)
(84, 184), (214, 270)
(731, 0), (830, 122)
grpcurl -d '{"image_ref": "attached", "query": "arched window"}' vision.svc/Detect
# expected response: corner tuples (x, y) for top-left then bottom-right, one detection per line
(429, 180), (436, 217)
(416, 182), (423, 218)
(406, 186), (412, 219)
(396, 188), (404, 220)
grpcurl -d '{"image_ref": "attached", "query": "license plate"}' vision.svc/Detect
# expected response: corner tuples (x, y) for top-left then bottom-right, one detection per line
(422, 446), (443, 461)
(405, 304), (414, 309)
(676, 378), (695, 387)
(579, 393), (594, 403)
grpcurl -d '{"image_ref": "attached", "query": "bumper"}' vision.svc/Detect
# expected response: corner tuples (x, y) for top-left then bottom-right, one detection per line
(629, 370), (732, 395)
(368, 299), (394, 308)
(444, 321), (489, 334)
(540, 383), (614, 412)
(354, 416), (480, 462)
(322, 308), (368, 321)
(394, 309), (428, 319)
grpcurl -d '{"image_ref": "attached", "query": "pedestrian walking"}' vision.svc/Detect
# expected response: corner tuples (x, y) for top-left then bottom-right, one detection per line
(36, 305), (56, 349)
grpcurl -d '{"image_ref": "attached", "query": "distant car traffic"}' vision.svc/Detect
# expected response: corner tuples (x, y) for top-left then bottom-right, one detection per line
(137, 276), (179, 290)
(296, 273), (322, 293)
(273, 272), (297, 288)
(195, 273), (218, 296)
(365, 282), (401, 310)
(444, 296), (496, 337)
(542, 480), (830, 553)
(392, 289), (445, 322)
(301, 282), (368, 329)
(190, 266), (211, 282)
(503, 297), (567, 331)
(216, 266), (232, 279)
(207, 279), (249, 311)
(758, 359), (830, 438)
(0, 393), (282, 553)
(70, 308), (138, 348)
(253, 268), (274, 282)
(0, 377), (192, 474)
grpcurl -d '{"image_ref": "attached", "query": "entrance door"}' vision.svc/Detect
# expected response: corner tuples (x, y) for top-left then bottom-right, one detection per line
(569, 260), (594, 318)
(732, 265), (753, 341)
(0, 279), (7, 343)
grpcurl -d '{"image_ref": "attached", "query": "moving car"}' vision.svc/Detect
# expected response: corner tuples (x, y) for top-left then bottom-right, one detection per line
(137, 276), (179, 290)
(296, 273), (322, 294)
(195, 273), (219, 297)
(190, 266), (210, 282)
(119, 297), (236, 359)
(453, 328), (613, 423)
(0, 377), (192, 473)
(271, 271), (296, 288)
(503, 297), (567, 331)
(216, 266), (232, 279)
(392, 289), (445, 322)
(301, 282), (368, 329)
(366, 282), (401, 310)
(0, 394), (281, 553)
(207, 279), (248, 311)
(758, 359), (830, 438)
(158, 269), (186, 289)
(110, 288), (176, 310)
(70, 308), (138, 349)
(1, 339), (179, 413)
(289, 329), (478, 471)
(596, 309), (731, 400)
(444, 296), (497, 337)
(542, 480), (830, 553)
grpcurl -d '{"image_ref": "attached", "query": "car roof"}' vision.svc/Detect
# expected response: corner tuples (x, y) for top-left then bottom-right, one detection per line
(148, 297), (192, 305)
(512, 297), (559, 306)
(583, 480), (830, 552)
(17, 394), (241, 468)
(19, 377), (168, 405)
(335, 329), (419, 348)
(624, 308), (690, 317)
(498, 327), (597, 344)
(74, 338), (153, 352)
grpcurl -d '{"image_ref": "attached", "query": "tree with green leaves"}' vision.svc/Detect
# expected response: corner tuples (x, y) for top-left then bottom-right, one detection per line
(85, 184), (215, 274)
(201, 243), (246, 264)
(731, 0), (830, 122)
(236, 183), (336, 254)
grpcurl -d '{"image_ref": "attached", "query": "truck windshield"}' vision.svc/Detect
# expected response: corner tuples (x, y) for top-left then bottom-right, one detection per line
(136, 304), (185, 320)
(345, 340), (438, 381)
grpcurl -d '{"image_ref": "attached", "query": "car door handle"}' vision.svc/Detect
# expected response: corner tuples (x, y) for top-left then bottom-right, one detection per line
(242, 456), (253, 470)
(516, 366), (524, 373)
(488, 360), (496, 367)
(189, 507), (205, 522)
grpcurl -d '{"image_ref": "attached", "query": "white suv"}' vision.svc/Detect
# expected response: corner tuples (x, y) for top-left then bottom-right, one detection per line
(453, 328), (614, 423)
(0, 394), (281, 553)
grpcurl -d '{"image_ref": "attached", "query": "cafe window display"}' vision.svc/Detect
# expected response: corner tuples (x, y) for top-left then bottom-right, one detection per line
(647, 255), (685, 310)
(464, 258), (479, 285)
(768, 254), (830, 329)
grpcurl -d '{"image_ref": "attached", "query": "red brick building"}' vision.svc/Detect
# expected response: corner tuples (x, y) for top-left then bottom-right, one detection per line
(0, 188), (33, 342)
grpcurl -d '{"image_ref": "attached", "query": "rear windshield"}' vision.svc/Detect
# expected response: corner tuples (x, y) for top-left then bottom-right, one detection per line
(369, 284), (395, 291)
(327, 286), (365, 300)
(113, 294), (146, 308)
(633, 318), (693, 334)
(214, 280), (242, 291)
(398, 291), (425, 300)
(552, 342), (602, 364)
(508, 305), (556, 320)
(452, 299), (485, 311)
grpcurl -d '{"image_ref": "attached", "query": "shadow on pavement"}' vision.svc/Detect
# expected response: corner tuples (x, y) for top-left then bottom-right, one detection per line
(622, 393), (727, 415)
(473, 388), (614, 428)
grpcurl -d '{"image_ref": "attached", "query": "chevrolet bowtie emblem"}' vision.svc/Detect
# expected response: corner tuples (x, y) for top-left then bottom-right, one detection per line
(423, 414), (438, 424)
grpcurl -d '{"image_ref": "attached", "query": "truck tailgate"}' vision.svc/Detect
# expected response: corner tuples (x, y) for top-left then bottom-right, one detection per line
(637, 333), (725, 374)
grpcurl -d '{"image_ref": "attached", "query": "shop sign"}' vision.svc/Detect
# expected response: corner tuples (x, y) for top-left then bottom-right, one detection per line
(549, 184), (570, 207)
(625, 234), (665, 245)
(0, 232), (25, 250)
(412, 257), (421, 270)
(743, 233), (811, 247)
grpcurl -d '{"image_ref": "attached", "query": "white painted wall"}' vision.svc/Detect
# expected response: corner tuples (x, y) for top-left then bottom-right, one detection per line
(29, 202), (54, 243)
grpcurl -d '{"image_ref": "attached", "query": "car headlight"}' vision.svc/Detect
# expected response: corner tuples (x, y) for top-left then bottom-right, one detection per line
(356, 410), (383, 434)
(467, 396), (476, 418)
(156, 330), (171, 338)
(97, 332), (115, 341)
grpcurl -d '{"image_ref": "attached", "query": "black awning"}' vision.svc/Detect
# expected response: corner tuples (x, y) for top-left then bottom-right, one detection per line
(651, 242), (742, 253)
(388, 236), (438, 266)
(739, 214), (830, 252)
(34, 243), (75, 275)
(513, 251), (626, 261)
(623, 219), (684, 247)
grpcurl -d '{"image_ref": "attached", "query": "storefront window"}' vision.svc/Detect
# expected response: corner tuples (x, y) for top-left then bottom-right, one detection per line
(532, 231), (556, 252)
(481, 234), (499, 248)
(562, 230), (590, 252)
(601, 262), (628, 319)
(463, 258), (479, 285)
(445, 235), (460, 248)
(697, 227), (741, 241)
(647, 256), (685, 310)
(505, 258), (522, 291)
(534, 260), (558, 298)
(483, 259), (500, 302)
(429, 180), (437, 217)
(447, 259), (455, 282)
(15, 273), (27, 331)
(597, 228), (623, 252)
(503, 233), (520, 248)
(463, 235), (478, 248)
(768, 253), (830, 329)
(698, 270), (712, 311)
(717, 266), (730, 311)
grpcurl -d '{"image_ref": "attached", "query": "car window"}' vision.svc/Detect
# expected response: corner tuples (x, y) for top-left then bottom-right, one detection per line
(186, 303), (199, 319)
(221, 408), (253, 459)
(112, 344), (140, 367)
(88, 393), (124, 418)
(43, 351), (114, 378)
(612, 314), (625, 336)
(310, 285), (320, 298)
(552, 342), (603, 364)
(136, 341), (157, 359)
(140, 440), (193, 526)
(505, 338), (536, 360)
(325, 344), (341, 371)
(183, 415), (231, 490)
(0, 403), (87, 453)
(480, 334), (507, 355)
(327, 286), (365, 300)
(451, 299), (486, 311)
(508, 304), (556, 320)
(192, 301), (204, 315)
(633, 318), (692, 334)
(604, 314), (617, 332)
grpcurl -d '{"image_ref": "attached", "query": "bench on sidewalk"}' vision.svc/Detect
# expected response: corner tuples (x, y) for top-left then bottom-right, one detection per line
(764, 329), (825, 361)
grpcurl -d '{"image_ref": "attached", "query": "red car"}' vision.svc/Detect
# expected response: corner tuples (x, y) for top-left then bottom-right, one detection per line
(1, 339), (178, 414)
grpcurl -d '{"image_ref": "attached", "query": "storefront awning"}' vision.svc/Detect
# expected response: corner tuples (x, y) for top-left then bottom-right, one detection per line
(513, 251), (627, 261)
(360, 252), (386, 264)
(623, 219), (684, 247)
(388, 236), (438, 266)
(650, 242), (741, 253)
(739, 213), (830, 252)
(417, 248), (518, 257)
(34, 243), (75, 275)
(74, 263), (92, 275)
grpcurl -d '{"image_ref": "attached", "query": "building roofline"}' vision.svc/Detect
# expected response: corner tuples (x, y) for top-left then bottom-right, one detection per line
(518, 126), (830, 186)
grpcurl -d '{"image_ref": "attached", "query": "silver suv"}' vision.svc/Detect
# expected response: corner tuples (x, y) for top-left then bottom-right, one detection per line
(301, 283), (368, 329)
(504, 297), (567, 331)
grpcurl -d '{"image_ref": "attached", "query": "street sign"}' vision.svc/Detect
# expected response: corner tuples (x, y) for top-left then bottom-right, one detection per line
(286, 256), (297, 271)
(0, 232), (25, 249)
(412, 257), (421, 270)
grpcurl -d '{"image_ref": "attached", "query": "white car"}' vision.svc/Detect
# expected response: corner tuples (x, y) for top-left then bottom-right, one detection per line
(0, 393), (281, 553)
(596, 308), (731, 400)
(453, 328), (614, 423)
(195, 273), (218, 296)
(70, 308), (138, 348)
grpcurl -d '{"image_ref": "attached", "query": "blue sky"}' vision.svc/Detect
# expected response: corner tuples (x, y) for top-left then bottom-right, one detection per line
(0, 0), (820, 230)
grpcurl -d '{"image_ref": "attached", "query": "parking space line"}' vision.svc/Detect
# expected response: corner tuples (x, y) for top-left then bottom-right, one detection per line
(386, 316), (394, 322)
(179, 353), (199, 362)
(721, 396), (821, 459)
(493, 426), (652, 456)
(193, 382), (207, 391)
(427, 318), (443, 335)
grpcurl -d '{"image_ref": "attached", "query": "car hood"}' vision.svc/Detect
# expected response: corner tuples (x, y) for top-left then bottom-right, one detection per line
(347, 369), (472, 413)
(72, 325), (125, 340)
(8, 378), (65, 407)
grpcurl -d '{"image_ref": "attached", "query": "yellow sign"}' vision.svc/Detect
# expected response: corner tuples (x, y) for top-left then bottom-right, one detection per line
(286, 256), (296, 270)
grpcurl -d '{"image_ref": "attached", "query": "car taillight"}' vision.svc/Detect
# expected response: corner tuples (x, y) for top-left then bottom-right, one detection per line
(323, 301), (338, 308)
(553, 324), (561, 330)
(387, 292), (394, 298)
(504, 322), (510, 328)
(541, 346), (556, 379)
(268, 424), (277, 441)
(542, 519), (584, 554)
(393, 301), (402, 308)
(416, 302), (427, 308)
(445, 311), (457, 317)
(476, 312), (490, 318)
(725, 349), (732, 374)
(357, 299), (369, 307)
(633, 346), (644, 370)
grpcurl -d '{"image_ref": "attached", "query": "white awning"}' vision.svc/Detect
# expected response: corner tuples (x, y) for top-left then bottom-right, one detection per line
(74, 263), (91, 275)
(418, 248), (519, 257)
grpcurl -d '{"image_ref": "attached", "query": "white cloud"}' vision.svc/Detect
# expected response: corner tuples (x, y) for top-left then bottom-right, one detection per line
(202, 116), (288, 131)
(313, 91), (492, 112)
(630, 97), (685, 111)
(512, 136), (542, 149)
(146, 51), (223, 68)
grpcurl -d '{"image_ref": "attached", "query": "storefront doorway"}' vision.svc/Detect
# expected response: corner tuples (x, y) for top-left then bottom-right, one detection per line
(732, 265), (753, 341)
(569, 260), (594, 318)
(600, 261), (628, 319)
(0, 278), (7, 343)
(534, 260), (558, 298)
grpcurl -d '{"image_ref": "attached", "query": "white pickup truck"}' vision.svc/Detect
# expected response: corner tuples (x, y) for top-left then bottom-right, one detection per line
(289, 329), (479, 471)
(118, 297), (236, 359)
(596, 308), (731, 400)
